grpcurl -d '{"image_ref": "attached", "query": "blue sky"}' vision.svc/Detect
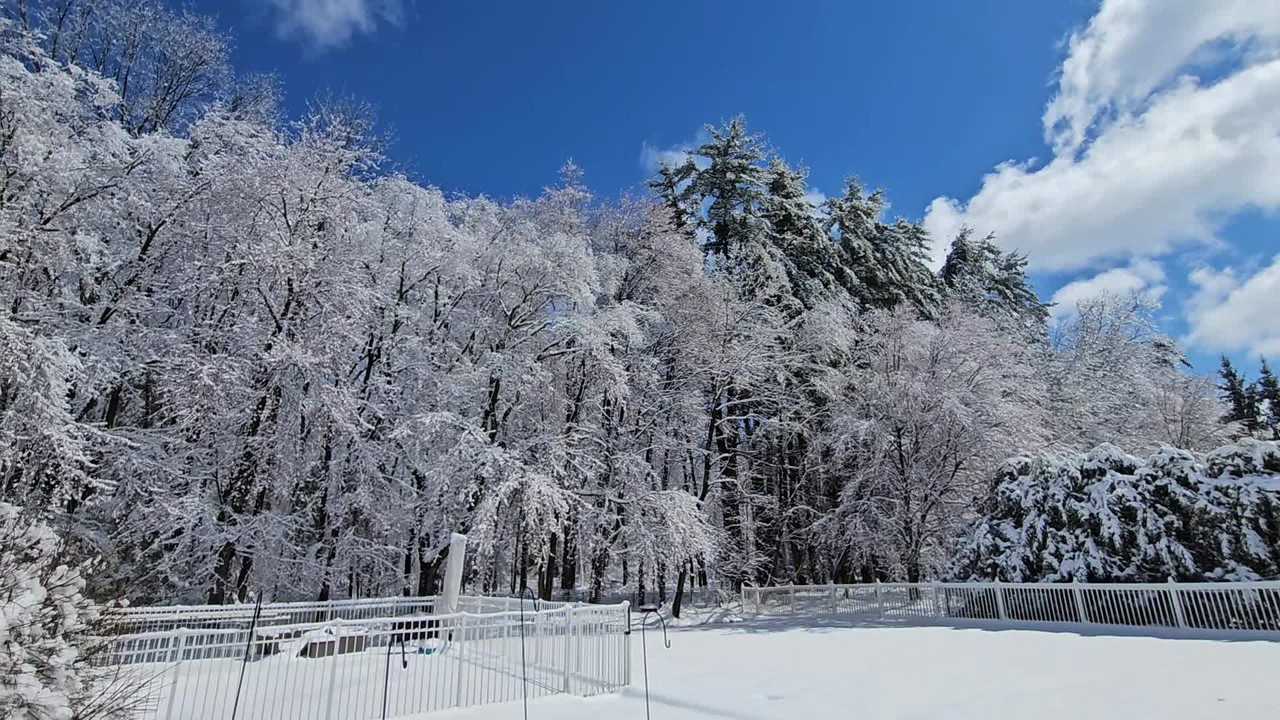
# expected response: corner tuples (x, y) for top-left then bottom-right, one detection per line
(196, 0), (1280, 376)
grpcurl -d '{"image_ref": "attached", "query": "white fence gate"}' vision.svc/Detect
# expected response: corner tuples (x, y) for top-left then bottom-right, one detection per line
(102, 596), (630, 719)
(743, 581), (1280, 637)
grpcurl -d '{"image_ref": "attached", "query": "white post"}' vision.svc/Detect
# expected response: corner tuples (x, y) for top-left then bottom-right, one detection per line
(622, 602), (631, 687)
(454, 614), (468, 707)
(440, 533), (468, 615)
(874, 580), (884, 616)
(533, 609), (543, 666)
(1072, 581), (1088, 624)
(789, 586), (796, 614)
(829, 583), (838, 614)
(162, 630), (186, 719)
(562, 606), (575, 693)
(995, 581), (1008, 620)
(1167, 578), (1187, 628)
(325, 622), (341, 720)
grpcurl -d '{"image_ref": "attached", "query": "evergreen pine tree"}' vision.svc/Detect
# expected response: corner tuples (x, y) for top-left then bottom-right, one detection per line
(1256, 358), (1280, 440)
(688, 116), (769, 260)
(1218, 356), (1261, 435)
(649, 158), (700, 235)
(868, 219), (941, 317)
(940, 229), (1048, 338)
(825, 178), (940, 316)
(759, 157), (840, 309)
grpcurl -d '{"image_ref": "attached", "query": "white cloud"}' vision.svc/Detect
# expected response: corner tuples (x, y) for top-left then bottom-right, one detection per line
(1045, 0), (1280, 154)
(1185, 254), (1280, 358)
(264, 0), (405, 51)
(639, 130), (711, 174)
(923, 0), (1280, 272)
(1049, 259), (1167, 319)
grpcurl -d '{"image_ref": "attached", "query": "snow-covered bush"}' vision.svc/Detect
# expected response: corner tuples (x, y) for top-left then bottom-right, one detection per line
(955, 439), (1280, 582)
(0, 503), (117, 720)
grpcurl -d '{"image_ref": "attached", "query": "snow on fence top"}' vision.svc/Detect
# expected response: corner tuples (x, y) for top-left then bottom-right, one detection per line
(108, 594), (570, 635)
(744, 581), (1280, 637)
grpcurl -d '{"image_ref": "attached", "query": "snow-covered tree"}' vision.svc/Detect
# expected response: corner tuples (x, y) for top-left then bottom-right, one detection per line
(818, 303), (1047, 581)
(825, 178), (940, 317)
(0, 502), (140, 720)
(956, 439), (1280, 582)
(939, 229), (1047, 338)
(1218, 356), (1268, 439)
(1258, 359), (1280, 440)
(1048, 293), (1229, 454)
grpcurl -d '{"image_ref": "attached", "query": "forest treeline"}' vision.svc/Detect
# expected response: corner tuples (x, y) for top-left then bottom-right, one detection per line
(2, 1), (1273, 614)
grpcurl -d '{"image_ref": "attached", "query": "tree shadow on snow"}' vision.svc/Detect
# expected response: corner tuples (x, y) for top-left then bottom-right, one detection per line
(619, 687), (777, 720)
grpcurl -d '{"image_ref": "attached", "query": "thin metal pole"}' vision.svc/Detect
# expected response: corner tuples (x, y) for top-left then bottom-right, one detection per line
(381, 631), (393, 720)
(641, 617), (649, 720)
(229, 595), (263, 720)
(639, 607), (670, 720)
(519, 586), (538, 720)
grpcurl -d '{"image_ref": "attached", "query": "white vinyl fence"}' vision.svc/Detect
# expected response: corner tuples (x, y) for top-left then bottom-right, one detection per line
(101, 596), (629, 720)
(743, 581), (1280, 637)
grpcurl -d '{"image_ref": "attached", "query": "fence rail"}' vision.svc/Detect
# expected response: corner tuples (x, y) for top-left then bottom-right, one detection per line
(103, 598), (629, 719)
(743, 581), (1280, 637)
(108, 594), (574, 636)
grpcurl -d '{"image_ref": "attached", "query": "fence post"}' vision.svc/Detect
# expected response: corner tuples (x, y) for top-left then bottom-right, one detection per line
(874, 580), (883, 616)
(454, 614), (468, 707)
(533, 609), (543, 666)
(931, 581), (942, 617)
(325, 622), (341, 720)
(1072, 581), (1088, 624)
(622, 603), (631, 688)
(994, 581), (1008, 620)
(162, 629), (187, 719)
(562, 606), (575, 694)
(829, 582), (838, 614)
(789, 585), (796, 614)
(1167, 578), (1187, 628)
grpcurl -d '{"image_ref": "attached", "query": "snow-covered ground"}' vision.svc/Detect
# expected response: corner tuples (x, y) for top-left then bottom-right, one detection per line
(428, 618), (1280, 720)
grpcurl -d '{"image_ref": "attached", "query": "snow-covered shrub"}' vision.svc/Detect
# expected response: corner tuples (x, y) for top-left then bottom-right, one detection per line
(955, 439), (1280, 582)
(0, 502), (128, 720)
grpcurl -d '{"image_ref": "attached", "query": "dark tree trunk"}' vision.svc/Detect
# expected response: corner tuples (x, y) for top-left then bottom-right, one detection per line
(560, 523), (577, 590)
(417, 554), (441, 596)
(209, 536), (236, 605)
(672, 563), (688, 619)
(589, 545), (609, 604)
(540, 533), (558, 600)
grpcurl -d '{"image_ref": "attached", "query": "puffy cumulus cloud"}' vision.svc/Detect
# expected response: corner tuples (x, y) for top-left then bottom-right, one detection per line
(923, 0), (1280, 273)
(1185, 254), (1280, 358)
(264, 0), (406, 51)
(1046, 0), (1280, 154)
(1049, 259), (1167, 319)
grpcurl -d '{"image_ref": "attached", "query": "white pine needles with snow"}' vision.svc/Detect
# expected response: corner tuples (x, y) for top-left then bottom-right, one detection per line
(0, 503), (100, 720)
(958, 439), (1280, 582)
